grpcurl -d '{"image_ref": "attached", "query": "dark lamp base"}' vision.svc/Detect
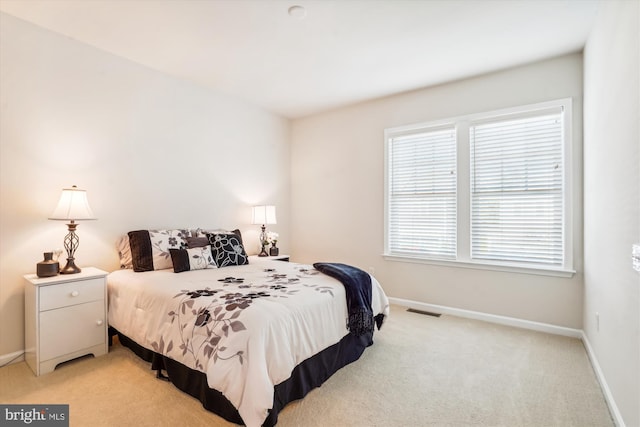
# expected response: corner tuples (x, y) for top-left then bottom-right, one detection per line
(60, 258), (81, 274)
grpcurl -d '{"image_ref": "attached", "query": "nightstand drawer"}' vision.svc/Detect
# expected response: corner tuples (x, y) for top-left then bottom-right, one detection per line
(39, 300), (106, 361)
(40, 278), (104, 311)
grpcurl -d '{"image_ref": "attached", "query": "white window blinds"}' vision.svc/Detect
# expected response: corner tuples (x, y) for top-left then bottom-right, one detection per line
(470, 108), (564, 266)
(387, 127), (457, 258)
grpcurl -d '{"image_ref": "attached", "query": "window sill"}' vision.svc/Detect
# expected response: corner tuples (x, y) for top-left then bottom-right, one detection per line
(382, 254), (576, 278)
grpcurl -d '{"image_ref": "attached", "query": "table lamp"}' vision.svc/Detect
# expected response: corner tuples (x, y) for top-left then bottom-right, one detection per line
(251, 205), (276, 257)
(49, 185), (96, 274)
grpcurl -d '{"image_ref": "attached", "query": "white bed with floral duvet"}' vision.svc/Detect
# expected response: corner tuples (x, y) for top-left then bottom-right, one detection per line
(108, 229), (389, 427)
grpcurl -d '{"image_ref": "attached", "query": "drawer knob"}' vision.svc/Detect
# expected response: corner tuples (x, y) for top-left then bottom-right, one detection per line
(96, 320), (104, 326)
(70, 290), (79, 297)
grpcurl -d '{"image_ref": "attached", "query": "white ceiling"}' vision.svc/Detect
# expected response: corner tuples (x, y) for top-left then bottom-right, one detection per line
(0, 0), (599, 119)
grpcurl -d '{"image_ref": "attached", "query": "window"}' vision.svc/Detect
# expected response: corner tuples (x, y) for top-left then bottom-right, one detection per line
(386, 126), (457, 259)
(384, 99), (573, 276)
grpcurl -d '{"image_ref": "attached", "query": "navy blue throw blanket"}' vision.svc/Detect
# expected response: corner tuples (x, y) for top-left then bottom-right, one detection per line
(313, 262), (374, 336)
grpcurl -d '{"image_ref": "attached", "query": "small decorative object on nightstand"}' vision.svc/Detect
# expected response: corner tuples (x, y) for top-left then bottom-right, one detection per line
(267, 231), (279, 256)
(269, 243), (279, 257)
(24, 267), (108, 376)
(36, 252), (59, 278)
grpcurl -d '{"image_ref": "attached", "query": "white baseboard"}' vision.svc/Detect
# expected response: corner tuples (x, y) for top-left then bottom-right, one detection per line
(0, 350), (24, 368)
(581, 332), (625, 427)
(389, 297), (582, 338)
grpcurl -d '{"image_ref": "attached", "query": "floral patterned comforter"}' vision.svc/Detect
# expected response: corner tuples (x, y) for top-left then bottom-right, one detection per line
(107, 258), (389, 427)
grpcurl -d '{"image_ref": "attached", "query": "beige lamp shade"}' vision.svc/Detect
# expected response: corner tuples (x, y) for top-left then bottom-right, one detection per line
(251, 205), (276, 225)
(49, 185), (96, 221)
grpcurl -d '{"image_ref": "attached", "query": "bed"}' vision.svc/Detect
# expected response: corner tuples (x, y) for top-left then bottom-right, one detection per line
(108, 229), (389, 427)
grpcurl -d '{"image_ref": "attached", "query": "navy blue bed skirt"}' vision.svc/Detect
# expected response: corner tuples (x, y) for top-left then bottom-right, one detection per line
(112, 325), (377, 426)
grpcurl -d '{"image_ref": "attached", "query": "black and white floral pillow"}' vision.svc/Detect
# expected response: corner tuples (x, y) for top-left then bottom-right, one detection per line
(169, 246), (216, 273)
(128, 229), (189, 272)
(206, 233), (249, 267)
(149, 229), (189, 270)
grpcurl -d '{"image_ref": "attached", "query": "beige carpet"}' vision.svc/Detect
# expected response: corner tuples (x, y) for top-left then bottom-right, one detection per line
(0, 305), (613, 426)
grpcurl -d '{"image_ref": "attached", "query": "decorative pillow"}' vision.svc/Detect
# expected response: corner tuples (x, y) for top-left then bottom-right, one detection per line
(206, 233), (249, 267)
(169, 246), (215, 273)
(116, 235), (133, 269)
(128, 229), (190, 272)
(195, 228), (228, 237)
(186, 236), (210, 248)
(197, 228), (244, 246)
(230, 228), (244, 246)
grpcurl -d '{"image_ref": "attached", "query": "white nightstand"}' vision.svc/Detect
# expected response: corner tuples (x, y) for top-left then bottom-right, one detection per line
(24, 267), (108, 376)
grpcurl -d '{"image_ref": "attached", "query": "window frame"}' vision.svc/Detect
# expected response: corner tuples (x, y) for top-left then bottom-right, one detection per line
(384, 99), (574, 277)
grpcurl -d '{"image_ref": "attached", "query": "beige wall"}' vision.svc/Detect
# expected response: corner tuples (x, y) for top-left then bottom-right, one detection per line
(583, 1), (640, 426)
(291, 53), (584, 328)
(0, 14), (290, 359)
